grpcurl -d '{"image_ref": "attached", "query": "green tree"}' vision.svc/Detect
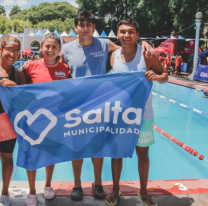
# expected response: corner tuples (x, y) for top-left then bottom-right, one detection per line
(128, 0), (174, 36)
(34, 18), (75, 34)
(9, 5), (21, 18)
(76, 0), (112, 34)
(169, 0), (208, 37)
(0, 5), (6, 15)
(7, 0), (208, 39)
(0, 15), (9, 33)
(0, 15), (31, 34)
(11, 2), (78, 24)
(76, 0), (173, 35)
(76, 0), (208, 38)
(11, 19), (32, 33)
(63, 18), (75, 33)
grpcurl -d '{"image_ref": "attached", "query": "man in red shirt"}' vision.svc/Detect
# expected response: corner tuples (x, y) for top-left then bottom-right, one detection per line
(175, 53), (183, 77)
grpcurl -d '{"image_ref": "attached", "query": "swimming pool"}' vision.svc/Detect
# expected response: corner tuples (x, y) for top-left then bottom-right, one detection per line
(13, 60), (28, 70)
(4, 65), (208, 181)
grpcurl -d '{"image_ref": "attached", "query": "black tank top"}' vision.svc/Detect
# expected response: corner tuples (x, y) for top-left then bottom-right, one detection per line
(0, 66), (16, 114)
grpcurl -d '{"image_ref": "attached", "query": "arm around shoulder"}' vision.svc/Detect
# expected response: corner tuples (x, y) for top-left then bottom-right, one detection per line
(60, 51), (66, 64)
(106, 51), (115, 73)
(140, 41), (155, 57)
(144, 54), (168, 84)
(109, 40), (120, 53)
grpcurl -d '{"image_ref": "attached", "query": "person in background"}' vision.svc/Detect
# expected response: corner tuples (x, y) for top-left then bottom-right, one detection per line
(170, 54), (176, 75)
(175, 53), (183, 77)
(159, 53), (165, 65)
(203, 90), (208, 98)
(22, 33), (71, 206)
(201, 57), (207, 65)
(0, 36), (26, 206)
(164, 54), (171, 74)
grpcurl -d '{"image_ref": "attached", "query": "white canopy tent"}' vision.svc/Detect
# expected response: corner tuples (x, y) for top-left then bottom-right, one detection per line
(93, 29), (99, 37)
(170, 36), (177, 39)
(44, 29), (50, 36)
(108, 29), (116, 38)
(29, 31), (34, 36)
(60, 31), (68, 36)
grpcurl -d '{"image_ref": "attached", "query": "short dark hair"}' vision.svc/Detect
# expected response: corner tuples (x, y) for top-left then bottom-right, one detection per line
(74, 10), (95, 26)
(41, 32), (61, 47)
(117, 19), (139, 32)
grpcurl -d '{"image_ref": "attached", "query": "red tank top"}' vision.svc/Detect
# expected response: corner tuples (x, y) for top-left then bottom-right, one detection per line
(175, 56), (182, 67)
(23, 59), (70, 84)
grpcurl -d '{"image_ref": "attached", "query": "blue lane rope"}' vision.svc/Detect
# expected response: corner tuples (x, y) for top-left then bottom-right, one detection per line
(152, 92), (208, 117)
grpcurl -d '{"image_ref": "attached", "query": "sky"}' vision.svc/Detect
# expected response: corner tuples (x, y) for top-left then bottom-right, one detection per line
(0, 0), (79, 17)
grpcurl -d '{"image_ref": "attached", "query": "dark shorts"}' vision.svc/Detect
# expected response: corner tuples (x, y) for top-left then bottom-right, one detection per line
(0, 139), (16, 153)
(176, 66), (181, 72)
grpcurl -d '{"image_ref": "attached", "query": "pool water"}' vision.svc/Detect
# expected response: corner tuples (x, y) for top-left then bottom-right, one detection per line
(13, 60), (28, 70)
(4, 64), (208, 181)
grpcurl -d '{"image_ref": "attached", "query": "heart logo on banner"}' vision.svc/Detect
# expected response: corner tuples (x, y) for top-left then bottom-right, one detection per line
(14, 109), (57, 146)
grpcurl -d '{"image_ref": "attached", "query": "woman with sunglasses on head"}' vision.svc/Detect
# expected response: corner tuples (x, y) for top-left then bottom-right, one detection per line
(0, 36), (26, 206)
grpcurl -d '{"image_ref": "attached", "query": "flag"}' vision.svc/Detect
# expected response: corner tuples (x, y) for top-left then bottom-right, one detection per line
(0, 71), (152, 170)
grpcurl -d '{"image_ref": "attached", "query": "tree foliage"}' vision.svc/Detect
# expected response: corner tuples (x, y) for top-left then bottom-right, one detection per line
(0, 16), (9, 33)
(11, 2), (78, 24)
(168, 0), (208, 37)
(76, 0), (127, 34)
(0, 15), (32, 34)
(11, 19), (32, 33)
(34, 18), (74, 33)
(0, 5), (6, 15)
(9, 5), (21, 17)
(77, 0), (208, 38)
(1, 0), (207, 39)
(128, 0), (173, 36)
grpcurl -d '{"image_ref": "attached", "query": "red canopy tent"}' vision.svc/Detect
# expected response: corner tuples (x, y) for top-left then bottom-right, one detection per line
(184, 41), (201, 54)
(154, 47), (170, 53)
(22, 49), (31, 56)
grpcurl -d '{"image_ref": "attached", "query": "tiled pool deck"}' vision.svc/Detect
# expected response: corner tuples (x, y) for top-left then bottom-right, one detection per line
(168, 76), (208, 90)
(3, 181), (208, 206)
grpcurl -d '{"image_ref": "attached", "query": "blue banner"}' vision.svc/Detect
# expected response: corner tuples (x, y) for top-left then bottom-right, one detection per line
(0, 72), (152, 170)
(194, 64), (208, 82)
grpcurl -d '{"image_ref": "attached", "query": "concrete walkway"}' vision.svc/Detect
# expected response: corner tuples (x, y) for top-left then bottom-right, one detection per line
(168, 75), (208, 90)
(6, 193), (208, 206)
(3, 181), (208, 206)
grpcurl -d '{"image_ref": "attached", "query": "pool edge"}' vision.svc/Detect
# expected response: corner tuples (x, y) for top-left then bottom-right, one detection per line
(6, 179), (208, 196)
(168, 77), (208, 90)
